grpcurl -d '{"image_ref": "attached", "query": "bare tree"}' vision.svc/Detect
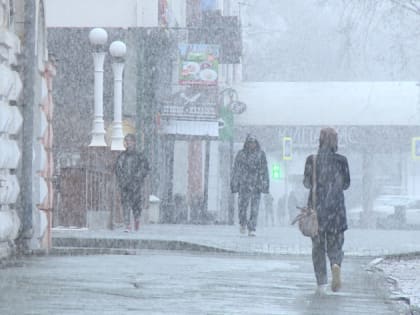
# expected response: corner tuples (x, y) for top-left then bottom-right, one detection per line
(242, 0), (420, 81)
(388, 0), (420, 15)
(320, 0), (420, 80)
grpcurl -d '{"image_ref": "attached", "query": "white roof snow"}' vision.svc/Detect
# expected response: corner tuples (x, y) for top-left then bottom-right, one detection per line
(232, 82), (420, 126)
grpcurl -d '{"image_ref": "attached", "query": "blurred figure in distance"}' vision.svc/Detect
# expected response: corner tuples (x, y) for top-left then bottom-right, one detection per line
(115, 134), (150, 232)
(231, 134), (270, 237)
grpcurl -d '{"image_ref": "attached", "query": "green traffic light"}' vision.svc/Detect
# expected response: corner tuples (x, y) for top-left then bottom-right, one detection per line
(271, 163), (282, 180)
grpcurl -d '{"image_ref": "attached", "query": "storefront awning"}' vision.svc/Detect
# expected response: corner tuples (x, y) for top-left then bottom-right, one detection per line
(161, 119), (218, 138)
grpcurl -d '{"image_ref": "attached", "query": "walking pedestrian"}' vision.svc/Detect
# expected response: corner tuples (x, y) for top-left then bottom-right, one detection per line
(231, 134), (270, 236)
(303, 127), (350, 294)
(115, 134), (150, 232)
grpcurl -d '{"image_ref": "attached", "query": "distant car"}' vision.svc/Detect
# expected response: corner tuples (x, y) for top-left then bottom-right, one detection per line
(348, 195), (420, 229)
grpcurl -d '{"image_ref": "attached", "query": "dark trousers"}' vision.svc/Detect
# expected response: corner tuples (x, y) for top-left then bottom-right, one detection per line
(120, 189), (143, 226)
(311, 231), (344, 285)
(238, 191), (261, 231)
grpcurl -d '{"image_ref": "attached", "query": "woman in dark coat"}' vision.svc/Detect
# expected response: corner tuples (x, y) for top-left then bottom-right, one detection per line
(303, 127), (350, 294)
(231, 134), (269, 236)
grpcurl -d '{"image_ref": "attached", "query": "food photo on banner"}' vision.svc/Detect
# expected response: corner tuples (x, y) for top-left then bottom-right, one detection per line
(178, 43), (219, 85)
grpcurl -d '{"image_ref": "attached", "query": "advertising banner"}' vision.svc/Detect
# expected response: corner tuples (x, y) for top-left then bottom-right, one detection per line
(161, 87), (218, 121)
(179, 44), (219, 85)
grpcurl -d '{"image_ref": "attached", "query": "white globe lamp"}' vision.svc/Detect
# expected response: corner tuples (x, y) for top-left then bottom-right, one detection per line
(89, 28), (108, 46)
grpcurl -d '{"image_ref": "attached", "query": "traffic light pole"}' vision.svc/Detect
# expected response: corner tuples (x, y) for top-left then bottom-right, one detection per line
(228, 136), (235, 225)
(284, 160), (289, 223)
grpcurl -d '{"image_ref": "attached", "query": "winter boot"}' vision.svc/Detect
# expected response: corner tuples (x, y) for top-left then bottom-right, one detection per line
(315, 284), (327, 296)
(248, 230), (256, 237)
(331, 264), (341, 292)
(134, 220), (140, 231)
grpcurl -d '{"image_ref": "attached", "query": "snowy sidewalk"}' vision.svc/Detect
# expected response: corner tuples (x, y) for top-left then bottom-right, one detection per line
(51, 224), (420, 313)
(0, 253), (401, 315)
(372, 256), (420, 314)
(53, 224), (420, 314)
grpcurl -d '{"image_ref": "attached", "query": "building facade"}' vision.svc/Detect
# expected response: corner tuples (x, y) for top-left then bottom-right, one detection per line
(0, 0), (54, 260)
(46, 0), (243, 227)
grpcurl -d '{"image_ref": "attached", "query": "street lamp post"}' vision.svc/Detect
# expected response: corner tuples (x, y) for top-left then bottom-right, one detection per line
(88, 28), (108, 147)
(109, 41), (127, 151)
(218, 88), (247, 225)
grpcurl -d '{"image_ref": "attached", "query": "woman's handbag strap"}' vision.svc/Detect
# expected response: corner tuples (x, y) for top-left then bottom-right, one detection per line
(312, 155), (317, 209)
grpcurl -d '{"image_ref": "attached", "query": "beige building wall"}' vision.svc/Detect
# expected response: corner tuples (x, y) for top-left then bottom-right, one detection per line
(45, 0), (160, 28)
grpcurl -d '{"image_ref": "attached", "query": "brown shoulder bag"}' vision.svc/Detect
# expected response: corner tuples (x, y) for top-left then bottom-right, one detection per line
(291, 155), (319, 237)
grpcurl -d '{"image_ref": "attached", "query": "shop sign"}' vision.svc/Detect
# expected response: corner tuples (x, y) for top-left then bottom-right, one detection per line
(178, 44), (219, 85)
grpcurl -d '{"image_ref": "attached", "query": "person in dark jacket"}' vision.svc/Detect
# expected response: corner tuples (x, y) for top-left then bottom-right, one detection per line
(115, 134), (150, 232)
(303, 127), (350, 294)
(231, 134), (270, 236)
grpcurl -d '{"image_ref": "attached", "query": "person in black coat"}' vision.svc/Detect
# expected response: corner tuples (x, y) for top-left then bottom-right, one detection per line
(303, 127), (350, 294)
(231, 134), (270, 236)
(115, 134), (150, 232)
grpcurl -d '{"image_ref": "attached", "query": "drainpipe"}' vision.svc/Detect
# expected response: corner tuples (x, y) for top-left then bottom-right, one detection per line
(21, 0), (36, 242)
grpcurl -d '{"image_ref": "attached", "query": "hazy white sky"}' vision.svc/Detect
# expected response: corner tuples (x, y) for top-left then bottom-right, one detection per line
(242, 0), (420, 81)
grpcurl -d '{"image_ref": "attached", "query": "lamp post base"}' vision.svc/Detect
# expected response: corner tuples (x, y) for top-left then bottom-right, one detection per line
(110, 137), (125, 151)
(110, 121), (125, 151)
(89, 133), (107, 147)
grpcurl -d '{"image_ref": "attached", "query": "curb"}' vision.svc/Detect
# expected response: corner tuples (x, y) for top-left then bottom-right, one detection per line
(51, 237), (313, 258)
(52, 237), (235, 254)
(383, 251), (420, 260)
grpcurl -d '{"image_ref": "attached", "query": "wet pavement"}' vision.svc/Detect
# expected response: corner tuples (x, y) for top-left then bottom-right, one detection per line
(0, 224), (417, 314)
(0, 252), (399, 315)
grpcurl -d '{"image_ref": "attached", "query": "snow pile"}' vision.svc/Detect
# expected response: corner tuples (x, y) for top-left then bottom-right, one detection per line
(378, 257), (420, 309)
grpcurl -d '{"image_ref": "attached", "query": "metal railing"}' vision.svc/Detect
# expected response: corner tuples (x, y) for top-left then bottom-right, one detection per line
(54, 166), (121, 228)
